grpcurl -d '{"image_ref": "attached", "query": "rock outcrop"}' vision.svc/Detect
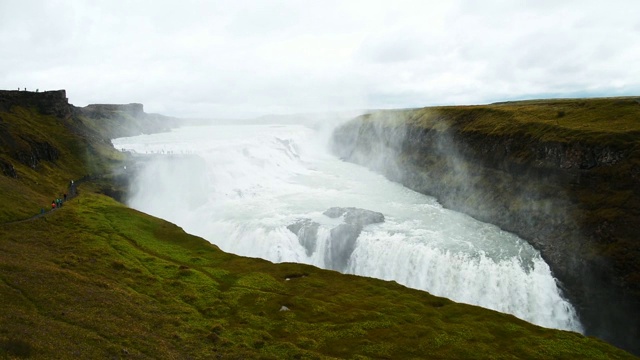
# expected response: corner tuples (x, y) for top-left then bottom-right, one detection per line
(325, 223), (362, 270)
(287, 219), (320, 257)
(0, 90), (71, 119)
(323, 207), (385, 226)
(0, 89), (179, 142)
(75, 103), (179, 139)
(0, 95), (62, 171)
(0, 90), (179, 180)
(287, 207), (385, 271)
(0, 158), (16, 177)
(322, 207), (384, 270)
(331, 99), (640, 354)
(12, 139), (59, 169)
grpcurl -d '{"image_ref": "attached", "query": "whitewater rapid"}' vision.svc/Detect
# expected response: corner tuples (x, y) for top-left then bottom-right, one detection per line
(113, 123), (583, 332)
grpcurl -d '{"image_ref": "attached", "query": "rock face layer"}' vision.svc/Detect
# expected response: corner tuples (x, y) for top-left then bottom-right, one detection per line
(0, 89), (71, 119)
(331, 98), (640, 355)
(287, 207), (385, 271)
(75, 102), (179, 139)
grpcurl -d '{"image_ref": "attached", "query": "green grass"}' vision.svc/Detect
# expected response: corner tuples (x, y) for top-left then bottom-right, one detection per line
(333, 96), (640, 356)
(0, 97), (638, 358)
(0, 106), (125, 222)
(363, 97), (640, 148)
(0, 192), (635, 359)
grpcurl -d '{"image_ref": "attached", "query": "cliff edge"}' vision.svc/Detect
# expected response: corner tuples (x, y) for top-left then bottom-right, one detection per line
(1, 90), (636, 358)
(75, 102), (179, 139)
(0, 89), (71, 119)
(331, 97), (640, 355)
(0, 90), (178, 222)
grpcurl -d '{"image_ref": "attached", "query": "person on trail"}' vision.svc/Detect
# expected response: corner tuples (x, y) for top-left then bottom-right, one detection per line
(52, 201), (56, 209)
(63, 193), (67, 201)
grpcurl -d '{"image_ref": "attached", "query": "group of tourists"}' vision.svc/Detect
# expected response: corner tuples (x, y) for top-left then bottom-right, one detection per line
(51, 194), (67, 209)
(46, 180), (76, 213)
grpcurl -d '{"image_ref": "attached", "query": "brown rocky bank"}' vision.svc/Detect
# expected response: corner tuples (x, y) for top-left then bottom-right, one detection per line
(331, 98), (640, 355)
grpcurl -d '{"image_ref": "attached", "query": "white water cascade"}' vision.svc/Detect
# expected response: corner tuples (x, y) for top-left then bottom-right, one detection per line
(113, 123), (583, 332)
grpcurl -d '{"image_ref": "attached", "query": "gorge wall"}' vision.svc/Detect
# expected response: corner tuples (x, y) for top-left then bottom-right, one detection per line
(0, 90), (179, 220)
(75, 102), (179, 139)
(0, 89), (71, 119)
(331, 98), (640, 354)
(0, 90), (179, 145)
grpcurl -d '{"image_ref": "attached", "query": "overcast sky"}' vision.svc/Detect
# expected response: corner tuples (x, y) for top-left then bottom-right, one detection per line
(1, 1), (639, 118)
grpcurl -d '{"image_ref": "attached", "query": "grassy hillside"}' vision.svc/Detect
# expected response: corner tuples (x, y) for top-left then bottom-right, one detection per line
(381, 97), (640, 147)
(1, 192), (635, 359)
(0, 95), (637, 358)
(0, 105), (124, 223)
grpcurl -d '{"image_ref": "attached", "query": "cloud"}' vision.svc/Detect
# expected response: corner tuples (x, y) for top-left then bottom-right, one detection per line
(1, 0), (639, 118)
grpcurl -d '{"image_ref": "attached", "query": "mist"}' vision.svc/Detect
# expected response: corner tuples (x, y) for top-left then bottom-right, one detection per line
(113, 116), (583, 333)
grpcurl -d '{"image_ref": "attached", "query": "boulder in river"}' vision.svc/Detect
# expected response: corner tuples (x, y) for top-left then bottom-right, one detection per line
(287, 208), (385, 271)
(287, 219), (320, 256)
(323, 207), (385, 226)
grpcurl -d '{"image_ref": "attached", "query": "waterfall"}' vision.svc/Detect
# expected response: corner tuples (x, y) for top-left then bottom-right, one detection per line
(113, 123), (583, 332)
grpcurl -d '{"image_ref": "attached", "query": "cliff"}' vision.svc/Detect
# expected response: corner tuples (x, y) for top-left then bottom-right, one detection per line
(0, 90), (178, 221)
(331, 97), (640, 355)
(0, 90), (636, 358)
(0, 89), (71, 119)
(75, 102), (179, 139)
(0, 90), (179, 140)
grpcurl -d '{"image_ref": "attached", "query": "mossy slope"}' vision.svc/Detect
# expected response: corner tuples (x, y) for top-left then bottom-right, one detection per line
(0, 92), (637, 358)
(0, 105), (123, 222)
(1, 193), (634, 359)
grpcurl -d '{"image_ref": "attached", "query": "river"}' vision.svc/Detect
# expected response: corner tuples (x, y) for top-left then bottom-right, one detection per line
(113, 122), (582, 332)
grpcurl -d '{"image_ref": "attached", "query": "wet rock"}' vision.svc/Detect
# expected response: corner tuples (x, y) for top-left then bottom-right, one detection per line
(0, 159), (16, 178)
(288, 208), (384, 271)
(323, 207), (346, 218)
(323, 207), (385, 226)
(325, 223), (362, 271)
(331, 110), (640, 354)
(287, 219), (320, 256)
(320, 207), (385, 271)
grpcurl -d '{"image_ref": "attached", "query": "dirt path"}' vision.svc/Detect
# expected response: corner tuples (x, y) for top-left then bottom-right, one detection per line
(1, 177), (89, 226)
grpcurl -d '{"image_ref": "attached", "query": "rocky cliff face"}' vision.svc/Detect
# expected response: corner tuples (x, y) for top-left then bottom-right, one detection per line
(0, 89), (179, 149)
(82, 103), (144, 117)
(75, 103), (178, 139)
(0, 91), (68, 172)
(0, 90), (179, 181)
(0, 90), (71, 119)
(331, 101), (640, 355)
